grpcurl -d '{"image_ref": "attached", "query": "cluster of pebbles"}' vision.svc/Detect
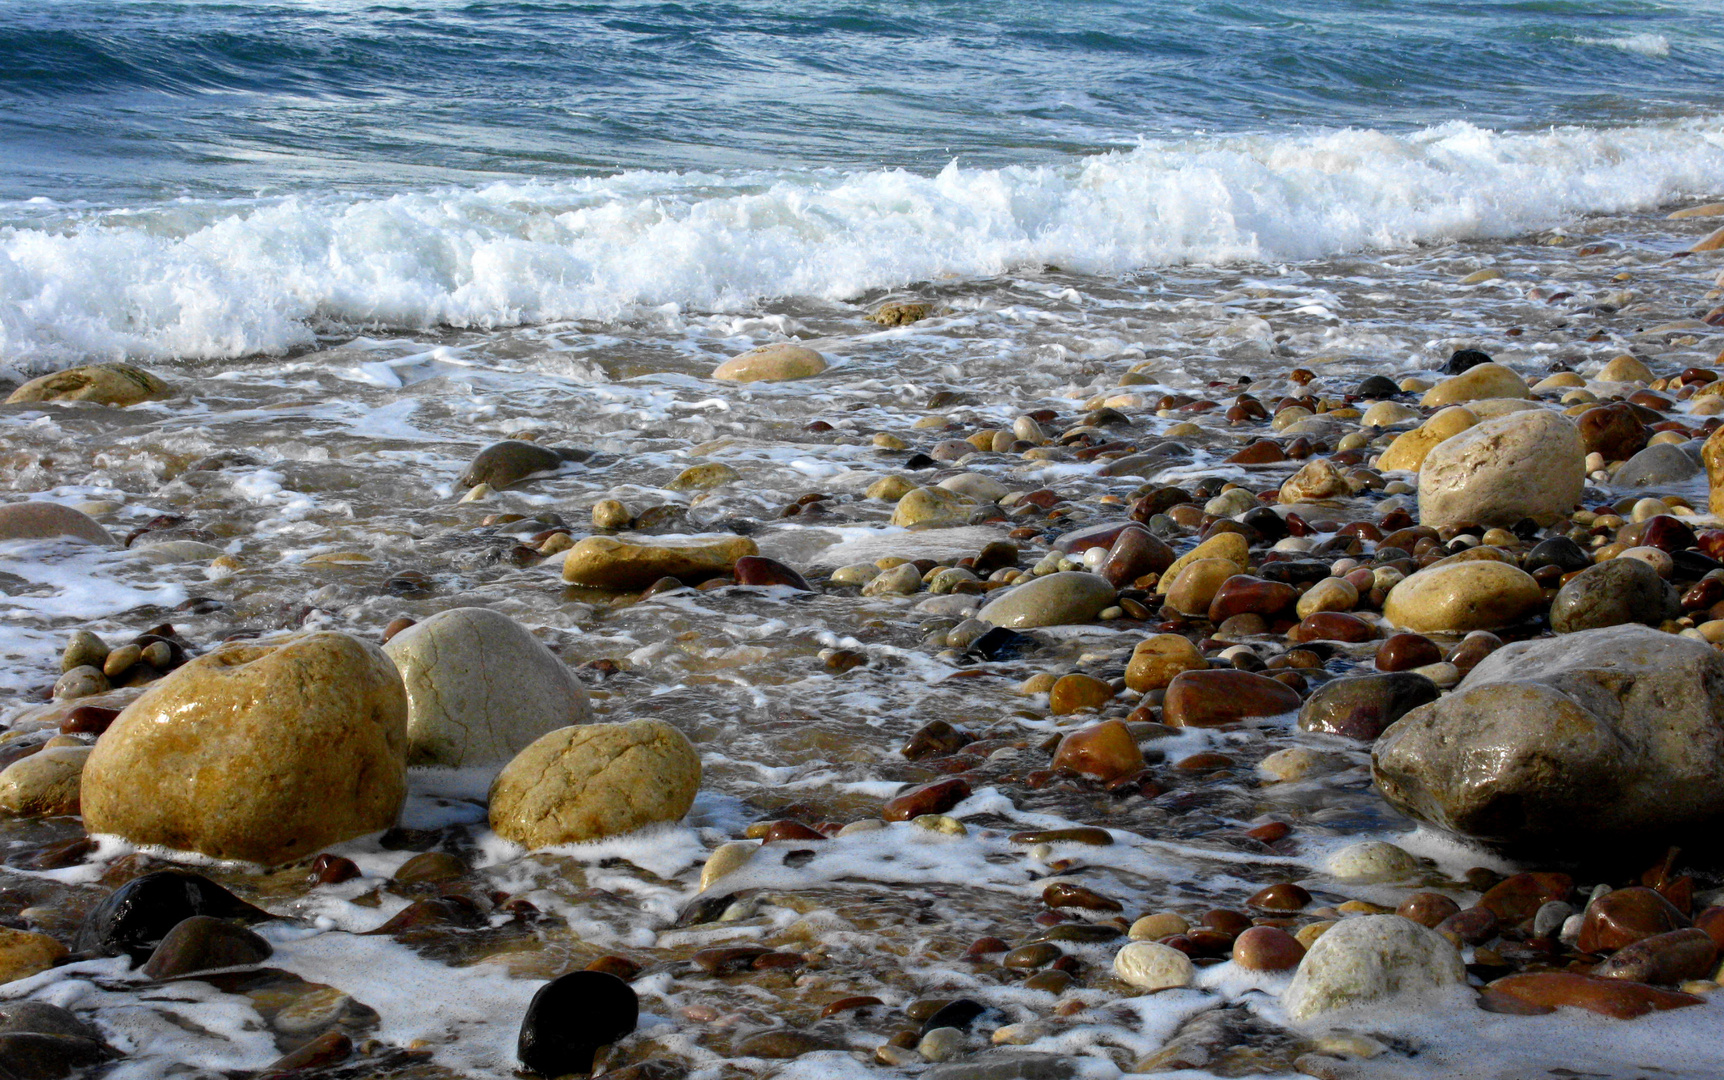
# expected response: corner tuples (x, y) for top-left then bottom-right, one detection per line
(1, 205), (1724, 1079)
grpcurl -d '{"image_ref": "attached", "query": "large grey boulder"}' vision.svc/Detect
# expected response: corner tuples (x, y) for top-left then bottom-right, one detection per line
(1372, 625), (1724, 850)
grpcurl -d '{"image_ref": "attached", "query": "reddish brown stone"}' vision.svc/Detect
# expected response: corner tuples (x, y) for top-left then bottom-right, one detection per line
(963, 937), (1008, 959)
(693, 946), (773, 974)
(1375, 633), (1442, 672)
(60, 705), (121, 736)
(733, 556), (813, 590)
(585, 954), (642, 980)
(821, 996), (883, 1017)
(1231, 926), (1305, 971)
(901, 720), (974, 761)
(1577, 887), (1689, 954)
(1594, 928), (1718, 985)
(1203, 909), (1253, 934)
(1245, 821), (1291, 843)
(1481, 972), (1702, 1019)
(1576, 402), (1651, 461)
(1042, 882), (1122, 912)
(1694, 906), (1724, 950)
(1449, 631), (1503, 674)
(1639, 515), (1698, 554)
(1480, 872), (1573, 924)
(881, 778), (972, 822)
(1225, 440), (1286, 465)
(1287, 611), (1375, 643)
(1050, 719), (1145, 781)
(762, 820), (827, 843)
(1247, 883), (1311, 911)
(1098, 527), (1175, 587)
(308, 853), (361, 885)
(1049, 673), (1116, 715)
(1174, 752), (1234, 771)
(1397, 892), (1462, 929)
(1208, 576), (1298, 622)
(1436, 905), (1499, 945)
(1162, 670), (1301, 727)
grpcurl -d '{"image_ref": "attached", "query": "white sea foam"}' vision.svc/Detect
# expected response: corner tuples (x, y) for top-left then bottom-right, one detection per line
(1576, 32), (1672, 57)
(2, 115), (1723, 371)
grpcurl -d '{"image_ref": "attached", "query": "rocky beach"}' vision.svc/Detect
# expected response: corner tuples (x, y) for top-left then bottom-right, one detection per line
(3, 193), (1724, 1080)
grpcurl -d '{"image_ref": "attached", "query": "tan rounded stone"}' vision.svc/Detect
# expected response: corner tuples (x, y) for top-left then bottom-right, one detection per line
(1125, 634), (1206, 692)
(0, 502), (115, 546)
(1130, 912), (1190, 940)
(891, 486), (975, 527)
(6, 363), (171, 406)
(489, 719), (701, 847)
(1376, 407), (1478, 473)
(1164, 558), (1239, 617)
(1599, 355), (1654, 383)
(1361, 401), (1417, 427)
(0, 746), (90, 817)
(560, 534), (757, 590)
(1049, 673), (1115, 715)
(668, 463), (740, 491)
(1420, 363), (1531, 407)
(81, 633), (407, 865)
(712, 343), (828, 382)
(700, 841), (756, 890)
(0, 928), (68, 984)
(1157, 532), (1249, 594)
(1296, 577), (1358, 618)
(1382, 561), (1544, 633)
(591, 499), (632, 530)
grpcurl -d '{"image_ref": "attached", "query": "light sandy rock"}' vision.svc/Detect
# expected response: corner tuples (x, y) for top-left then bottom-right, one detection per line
(6, 363), (171, 406)
(891, 486), (975, 527)
(1282, 915), (1465, 1022)
(1419, 362), (1531, 407)
(81, 632), (407, 865)
(938, 473), (1010, 503)
(712, 343), (828, 382)
(383, 607), (589, 768)
(561, 534), (758, 590)
(1465, 397), (1542, 420)
(1125, 634), (1206, 692)
(1382, 561), (1544, 633)
(0, 502), (115, 546)
(1326, 840), (1422, 882)
(1156, 533), (1249, 594)
(0, 746), (90, 817)
(1113, 940), (1195, 991)
(1279, 459), (1350, 504)
(1163, 559), (1238, 617)
(867, 475), (915, 502)
(1361, 401), (1417, 428)
(700, 841), (756, 890)
(1418, 408), (1584, 527)
(489, 719), (701, 847)
(668, 463), (739, 491)
(1598, 355), (1654, 383)
(1375, 407), (1477, 473)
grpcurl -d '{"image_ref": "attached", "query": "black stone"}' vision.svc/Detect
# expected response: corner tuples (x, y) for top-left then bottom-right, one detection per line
(1257, 560), (1333, 586)
(967, 626), (1026, 661)
(74, 870), (271, 964)
(904, 453), (938, 470)
(1239, 506), (1289, 543)
(1444, 349), (1493, 375)
(1355, 375), (1399, 398)
(919, 997), (989, 1037)
(1523, 536), (1591, 575)
(0, 1033), (112, 1080)
(1298, 673), (1440, 741)
(0, 1003), (101, 1043)
(517, 971), (639, 1077)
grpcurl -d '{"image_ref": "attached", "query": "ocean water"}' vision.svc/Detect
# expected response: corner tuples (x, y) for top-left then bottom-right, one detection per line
(2, 0), (1723, 370)
(5, 4), (1724, 1079)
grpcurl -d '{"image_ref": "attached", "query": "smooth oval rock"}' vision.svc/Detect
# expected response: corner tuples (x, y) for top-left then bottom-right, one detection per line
(1549, 558), (1680, 634)
(1382, 561), (1543, 633)
(1232, 926), (1305, 971)
(1125, 634), (1206, 692)
(1577, 887), (1689, 953)
(490, 720), (701, 847)
(1113, 941), (1195, 990)
(81, 633), (407, 866)
(459, 440), (581, 489)
(74, 869), (271, 963)
(6, 363), (170, 406)
(517, 971), (639, 1077)
(0, 746), (90, 817)
(1298, 673), (1440, 741)
(0, 502), (115, 546)
(1051, 720), (1144, 782)
(1282, 914), (1465, 1022)
(1163, 670), (1301, 728)
(711, 343), (828, 383)
(561, 535), (758, 590)
(1593, 928), (1717, 985)
(384, 607), (590, 768)
(1481, 972), (1701, 1019)
(1419, 362), (1531, 407)
(140, 915), (273, 979)
(978, 572), (1116, 629)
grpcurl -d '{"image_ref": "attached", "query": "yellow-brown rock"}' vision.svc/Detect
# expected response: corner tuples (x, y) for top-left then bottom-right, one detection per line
(0, 928), (68, 984)
(1705, 424), (1724, 516)
(560, 534), (758, 590)
(81, 633), (407, 866)
(1050, 720), (1144, 782)
(1420, 363), (1531, 407)
(6, 363), (171, 406)
(1157, 532), (1249, 594)
(489, 719), (701, 847)
(1382, 562), (1544, 633)
(1049, 673), (1115, 715)
(0, 746), (90, 817)
(1376, 407), (1478, 472)
(1164, 558), (1239, 617)
(1599, 354), (1654, 384)
(890, 486), (974, 528)
(1125, 634), (1206, 692)
(1279, 458), (1350, 504)
(712, 344), (828, 382)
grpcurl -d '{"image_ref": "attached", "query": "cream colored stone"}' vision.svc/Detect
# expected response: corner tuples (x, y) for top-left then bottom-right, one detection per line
(700, 841), (756, 890)
(1113, 941), (1195, 990)
(1296, 577), (1358, 618)
(1327, 840), (1422, 882)
(1383, 561), (1544, 633)
(1279, 459), (1350, 504)
(383, 608), (589, 768)
(1465, 397), (1542, 420)
(6, 363), (171, 406)
(81, 633), (407, 865)
(489, 719), (701, 847)
(1129, 913), (1190, 940)
(1533, 372), (1586, 391)
(1361, 401), (1417, 427)
(1258, 746), (1340, 783)
(711, 343), (828, 382)
(1163, 559), (1238, 617)
(1599, 355), (1654, 383)
(667, 463), (739, 491)
(1418, 409), (1584, 528)
(938, 473), (1009, 503)
(1459, 269), (1503, 285)
(1419, 363), (1531, 407)
(560, 534), (757, 590)
(1375, 407), (1478, 473)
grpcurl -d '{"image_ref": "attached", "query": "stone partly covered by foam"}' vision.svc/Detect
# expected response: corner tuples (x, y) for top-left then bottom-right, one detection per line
(6, 363), (171, 406)
(711, 343), (828, 382)
(560, 534), (758, 590)
(1417, 409), (1584, 528)
(1373, 625), (1724, 850)
(489, 719), (701, 847)
(81, 632), (408, 866)
(383, 607), (590, 768)
(1281, 914), (1465, 1022)
(0, 502), (115, 546)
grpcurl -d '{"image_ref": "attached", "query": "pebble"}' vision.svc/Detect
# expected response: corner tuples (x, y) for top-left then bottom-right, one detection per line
(1050, 720), (1144, 782)
(1326, 841), (1421, 883)
(1113, 941), (1195, 990)
(1162, 669), (1300, 727)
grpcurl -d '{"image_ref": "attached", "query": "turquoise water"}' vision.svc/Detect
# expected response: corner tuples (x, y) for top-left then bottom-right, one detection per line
(1, 0), (1722, 367)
